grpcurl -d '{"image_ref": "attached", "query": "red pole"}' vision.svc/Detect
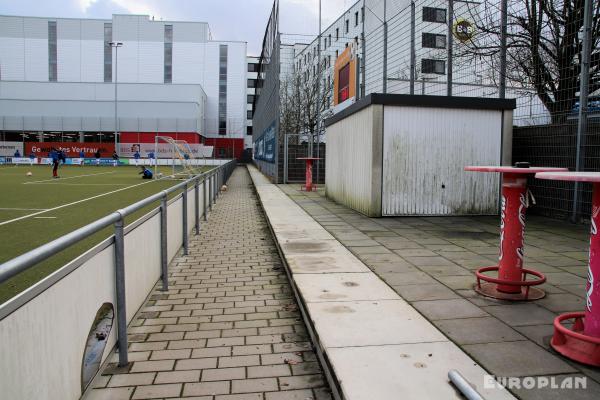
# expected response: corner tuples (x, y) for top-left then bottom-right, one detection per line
(497, 173), (528, 293)
(585, 184), (600, 337)
(305, 159), (314, 192)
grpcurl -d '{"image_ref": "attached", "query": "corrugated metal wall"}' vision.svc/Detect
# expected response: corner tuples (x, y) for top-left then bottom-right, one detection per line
(382, 106), (502, 215)
(326, 105), (382, 216)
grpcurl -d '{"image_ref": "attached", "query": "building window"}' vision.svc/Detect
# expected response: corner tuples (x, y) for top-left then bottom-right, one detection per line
(247, 79), (255, 88)
(103, 23), (112, 82)
(248, 63), (258, 72)
(361, 6), (365, 22)
(328, 34), (331, 47)
(354, 36), (358, 44)
(218, 44), (228, 135)
(164, 25), (173, 83)
(48, 21), (57, 82)
(423, 7), (446, 23)
(338, 63), (350, 102)
(335, 50), (339, 58)
(345, 19), (349, 33)
(336, 28), (339, 40)
(422, 33), (446, 49)
(247, 126), (253, 135)
(355, 11), (359, 26)
(421, 59), (445, 74)
(247, 110), (253, 119)
(247, 94), (255, 103)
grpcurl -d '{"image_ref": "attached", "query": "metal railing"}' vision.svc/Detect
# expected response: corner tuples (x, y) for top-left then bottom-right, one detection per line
(0, 160), (236, 368)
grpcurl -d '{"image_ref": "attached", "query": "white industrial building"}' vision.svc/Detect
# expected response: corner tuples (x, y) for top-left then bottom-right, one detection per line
(246, 56), (259, 150)
(0, 14), (248, 158)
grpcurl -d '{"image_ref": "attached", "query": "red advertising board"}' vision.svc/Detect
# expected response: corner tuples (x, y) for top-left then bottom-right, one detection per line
(25, 142), (115, 158)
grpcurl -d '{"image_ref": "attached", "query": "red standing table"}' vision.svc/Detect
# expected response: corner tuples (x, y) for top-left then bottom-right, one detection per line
(465, 165), (568, 301)
(297, 157), (321, 192)
(535, 171), (600, 366)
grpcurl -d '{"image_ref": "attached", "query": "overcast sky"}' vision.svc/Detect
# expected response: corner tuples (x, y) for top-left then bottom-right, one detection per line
(0, 0), (357, 55)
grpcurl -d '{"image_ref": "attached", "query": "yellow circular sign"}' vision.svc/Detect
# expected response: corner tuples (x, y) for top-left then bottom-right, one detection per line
(452, 18), (475, 42)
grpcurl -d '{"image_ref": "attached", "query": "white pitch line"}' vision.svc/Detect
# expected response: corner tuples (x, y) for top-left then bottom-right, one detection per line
(34, 216), (57, 219)
(27, 183), (131, 186)
(0, 207), (49, 211)
(0, 178), (159, 227)
(24, 171), (115, 184)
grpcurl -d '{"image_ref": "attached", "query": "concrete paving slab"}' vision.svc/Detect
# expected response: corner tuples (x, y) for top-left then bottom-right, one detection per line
(434, 317), (526, 345)
(463, 341), (578, 377)
(511, 374), (600, 400)
(434, 275), (479, 290)
(279, 239), (343, 255)
(537, 293), (586, 312)
(416, 264), (473, 276)
(307, 300), (446, 348)
(413, 299), (490, 320)
(378, 271), (438, 286)
(327, 343), (515, 400)
(347, 246), (393, 255)
(368, 262), (418, 274)
(274, 228), (335, 241)
(392, 283), (461, 301)
(482, 304), (558, 326)
(294, 273), (399, 302)
(284, 250), (370, 274)
(513, 324), (554, 349)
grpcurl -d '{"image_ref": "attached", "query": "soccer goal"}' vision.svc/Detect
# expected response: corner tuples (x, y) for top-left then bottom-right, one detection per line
(154, 136), (199, 179)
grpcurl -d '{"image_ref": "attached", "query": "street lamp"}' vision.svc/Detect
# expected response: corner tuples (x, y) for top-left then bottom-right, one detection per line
(109, 41), (123, 156)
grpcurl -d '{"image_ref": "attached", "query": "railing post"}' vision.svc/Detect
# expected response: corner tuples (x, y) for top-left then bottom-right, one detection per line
(213, 173), (217, 204)
(182, 183), (188, 256)
(219, 169), (223, 196)
(203, 177), (209, 221)
(114, 211), (129, 367)
(209, 174), (213, 211)
(194, 178), (200, 235)
(214, 169), (219, 199)
(160, 192), (169, 291)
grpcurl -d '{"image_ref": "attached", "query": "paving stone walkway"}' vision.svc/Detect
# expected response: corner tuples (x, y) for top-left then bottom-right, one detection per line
(87, 167), (331, 400)
(280, 185), (600, 400)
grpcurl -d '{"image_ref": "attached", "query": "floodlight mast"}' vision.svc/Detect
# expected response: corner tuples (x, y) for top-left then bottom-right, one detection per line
(109, 42), (123, 157)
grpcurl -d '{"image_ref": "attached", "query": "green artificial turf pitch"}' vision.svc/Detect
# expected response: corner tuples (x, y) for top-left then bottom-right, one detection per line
(0, 163), (214, 303)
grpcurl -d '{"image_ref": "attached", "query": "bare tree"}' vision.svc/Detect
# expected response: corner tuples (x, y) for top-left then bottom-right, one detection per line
(279, 72), (303, 140)
(462, 0), (600, 123)
(280, 61), (333, 144)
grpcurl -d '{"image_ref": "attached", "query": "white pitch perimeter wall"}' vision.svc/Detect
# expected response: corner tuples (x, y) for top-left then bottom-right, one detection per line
(0, 173), (216, 399)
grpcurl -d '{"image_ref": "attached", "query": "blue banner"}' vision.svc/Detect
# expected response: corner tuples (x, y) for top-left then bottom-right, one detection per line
(254, 122), (276, 163)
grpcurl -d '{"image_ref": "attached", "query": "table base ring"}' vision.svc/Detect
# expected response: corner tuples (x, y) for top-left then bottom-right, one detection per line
(474, 266), (546, 301)
(551, 312), (600, 367)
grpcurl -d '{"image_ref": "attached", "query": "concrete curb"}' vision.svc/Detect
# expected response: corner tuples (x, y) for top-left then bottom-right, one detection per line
(247, 165), (515, 400)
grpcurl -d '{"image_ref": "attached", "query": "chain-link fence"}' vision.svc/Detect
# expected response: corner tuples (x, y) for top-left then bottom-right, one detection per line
(254, 0), (599, 219)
